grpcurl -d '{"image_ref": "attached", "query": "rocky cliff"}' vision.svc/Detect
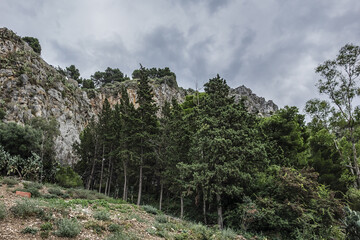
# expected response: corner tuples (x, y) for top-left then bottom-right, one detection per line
(0, 27), (277, 164)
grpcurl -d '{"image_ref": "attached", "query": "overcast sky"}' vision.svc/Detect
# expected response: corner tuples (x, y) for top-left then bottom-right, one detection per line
(1, 0), (360, 110)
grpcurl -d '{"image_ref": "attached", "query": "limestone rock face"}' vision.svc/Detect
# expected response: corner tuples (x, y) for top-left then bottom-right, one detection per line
(231, 85), (278, 117)
(0, 27), (278, 164)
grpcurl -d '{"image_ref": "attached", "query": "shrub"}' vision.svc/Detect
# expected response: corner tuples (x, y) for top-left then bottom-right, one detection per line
(54, 218), (82, 238)
(108, 223), (123, 232)
(10, 199), (44, 218)
(40, 222), (53, 231)
(0, 108), (5, 120)
(55, 166), (83, 188)
(21, 226), (38, 234)
(344, 207), (360, 240)
(143, 205), (158, 215)
(93, 210), (110, 221)
(85, 221), (106, 234)
(347, 188), (360, 211)
(48, 187), (69, 198)
(23, 181), (43, 189)
(2, 177), (18, 186)
(107, 232), (138, 240)
(0, 201), (6, 220)
(221, 228), (237, 239)
(155, 214), (168, 223)
(22, 36), (41, 54)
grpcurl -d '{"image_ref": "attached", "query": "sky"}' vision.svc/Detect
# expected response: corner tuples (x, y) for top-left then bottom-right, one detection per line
(1, 0), (360, 111)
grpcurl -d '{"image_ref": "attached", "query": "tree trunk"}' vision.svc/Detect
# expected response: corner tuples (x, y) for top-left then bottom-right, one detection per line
(137, 164), (143, 206)
(350, 128), (360, 188)
(159, 182), (164, 211)
(108, 160), (113, 196)
(99, 145), (105, 193)
(105, 156), (111, 195)
(123, 160), (128, 201)
(203, 193), (207, 225)
(180, 194), (184, 219)
(216, 193), (223, 230)
(87, 138), (98, 190)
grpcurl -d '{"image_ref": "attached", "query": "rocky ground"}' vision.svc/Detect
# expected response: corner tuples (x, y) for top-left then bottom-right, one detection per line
(0, 179), (245, 240)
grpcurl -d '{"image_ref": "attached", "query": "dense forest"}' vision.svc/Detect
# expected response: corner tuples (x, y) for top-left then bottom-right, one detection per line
(1, 43), (360, 239)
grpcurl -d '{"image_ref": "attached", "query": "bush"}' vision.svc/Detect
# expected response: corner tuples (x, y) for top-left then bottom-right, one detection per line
(22, 36), (41, 54)
(347, 188), (360, 211)
(1, 177), (18, 186)
(344, 207), (360, 240)
(93, 210), (110, 221)
(107, 232), (137, 240)
(10, 199), (44, 218)
(0, 201), (6, 220)
(54, 218), (82, 238)
(40, 222), (53, 231)
(0, 108), (5, 120)
(142, 205), (158, 215)
(23, 181), (43, 189)
(155, 214), (168, 223)
(55, 166), (83, 188)
(48, 187), (69, 198)
(108, 223), (123, 232)
(21, 226), (38, 234)
(221, 228), (237, 239)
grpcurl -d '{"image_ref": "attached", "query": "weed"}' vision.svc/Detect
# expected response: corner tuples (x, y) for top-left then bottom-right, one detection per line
(93, 210), (111, 221)
(21, 226), (38, 234)
(10, 199), (44, 218)
(54, 218), (82, 238)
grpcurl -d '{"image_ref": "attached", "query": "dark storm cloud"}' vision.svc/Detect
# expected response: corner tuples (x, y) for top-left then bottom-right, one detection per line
(1, 0), (360, 111)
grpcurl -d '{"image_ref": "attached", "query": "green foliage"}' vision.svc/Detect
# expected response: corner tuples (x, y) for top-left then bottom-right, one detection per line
(48, 187), (69, 198)
(23, 181), (43, 189)
(54, 218), (82, 238)
(344, 207), (360, 240)
(0, 108), (5, 120)
(347, 188), (360, 211)
(0, 122), (41, 159)
(85, 221), (106, 234)
(21, 226), (39, 234)
(55, 166), (83, 188)
(10, 199), (44, 218)
(65, 65), (80, 81)
(155, 214), (168, 223)
(143, 205), (158, 215)
(22, 36), (41, 54)
(1, 177), (18, 186)
(107, 232), (138, 240)
(132, 66), (176, 81)
(0, 201), (6, 220)
(231, 167), (344, 239)
(82, 79), (95, 89)
(108, 223), (123, 232)
(93, 210), (110, 220)
(91, 67), (125, 87)
(40, 222), (53, 231)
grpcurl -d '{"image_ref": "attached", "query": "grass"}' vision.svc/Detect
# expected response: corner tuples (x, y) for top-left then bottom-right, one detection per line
(10, 199), (44, 218)
(221, 227), (237, 239)
(93, 210), (111, 221)
(0, 201), (6, 220)
(54, 218), (82, 238)
(106, 232), (139, 240)
(21, 226), (39, 234)
(40, 222), (53, 231)
(66, 188), (109, 200)
(85, 221), (106, 234)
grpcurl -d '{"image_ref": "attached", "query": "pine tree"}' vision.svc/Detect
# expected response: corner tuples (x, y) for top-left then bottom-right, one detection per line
(134, 65), (158, 205)
(189, 75), (269, 229)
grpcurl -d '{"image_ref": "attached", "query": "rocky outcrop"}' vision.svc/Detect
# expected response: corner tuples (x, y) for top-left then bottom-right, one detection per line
(231, 85), (278, 117)
(0, 27), (277, 164)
